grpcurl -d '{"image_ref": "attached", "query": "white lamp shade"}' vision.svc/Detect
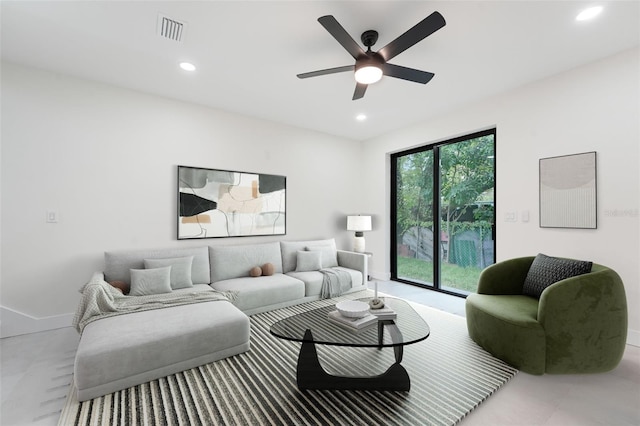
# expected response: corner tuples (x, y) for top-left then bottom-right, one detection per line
(347, 215), (372, 232)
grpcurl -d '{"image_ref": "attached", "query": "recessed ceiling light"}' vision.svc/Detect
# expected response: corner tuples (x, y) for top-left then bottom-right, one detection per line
(179, 62), (196, 71)
(576, 6), (603, 21)
(356, 114), (367, 121)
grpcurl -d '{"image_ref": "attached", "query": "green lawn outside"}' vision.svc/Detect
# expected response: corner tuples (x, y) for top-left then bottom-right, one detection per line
(397, 256), (481, 293)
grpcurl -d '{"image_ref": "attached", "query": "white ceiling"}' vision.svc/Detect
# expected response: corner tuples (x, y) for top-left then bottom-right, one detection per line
(2, 1), (639, 141)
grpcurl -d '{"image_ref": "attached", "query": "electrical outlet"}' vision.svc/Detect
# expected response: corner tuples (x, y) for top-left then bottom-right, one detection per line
(505, 211), (517, 222)
(46, 210), (58, 223)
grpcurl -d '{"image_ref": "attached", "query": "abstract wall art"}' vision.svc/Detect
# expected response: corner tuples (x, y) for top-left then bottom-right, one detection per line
(539, 151), (597, 229)
(178, 165), (286, 239)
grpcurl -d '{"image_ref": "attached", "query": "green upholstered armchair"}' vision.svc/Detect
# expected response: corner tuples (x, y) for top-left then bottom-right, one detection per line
(465, 256), (628, 375)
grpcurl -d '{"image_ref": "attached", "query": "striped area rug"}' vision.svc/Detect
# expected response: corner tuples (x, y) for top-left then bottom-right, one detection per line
(58, 292), (517, 425)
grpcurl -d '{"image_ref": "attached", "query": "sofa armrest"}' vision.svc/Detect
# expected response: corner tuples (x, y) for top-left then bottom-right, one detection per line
(538, 265), (628, 373)
(539, 265), (627, 324)
(79, 272), (106, 294)
(336, 250), (367, 284)
(90, 271), (106, 282)
(476, 256), (535, 295)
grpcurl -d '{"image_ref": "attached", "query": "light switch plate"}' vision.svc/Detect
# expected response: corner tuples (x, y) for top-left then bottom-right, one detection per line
(46, 210), (58, 223)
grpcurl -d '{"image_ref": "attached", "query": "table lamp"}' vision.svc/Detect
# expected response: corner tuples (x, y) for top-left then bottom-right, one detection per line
(347, 215), (372, 253)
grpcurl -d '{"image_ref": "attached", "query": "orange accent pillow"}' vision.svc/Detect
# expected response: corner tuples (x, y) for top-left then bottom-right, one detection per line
(108, 280), (130, 295)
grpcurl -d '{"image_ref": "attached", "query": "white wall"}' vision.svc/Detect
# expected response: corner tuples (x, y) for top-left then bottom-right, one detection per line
(0, 63), (364, 334)
(3, 48), (638, 343)
(361, 48), (640, 344)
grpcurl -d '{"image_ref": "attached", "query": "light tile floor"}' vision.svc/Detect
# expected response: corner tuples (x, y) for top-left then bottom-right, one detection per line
(1, 281), (638, 425)
(1, 327), (79, 425)
(374, 281), (640, 426)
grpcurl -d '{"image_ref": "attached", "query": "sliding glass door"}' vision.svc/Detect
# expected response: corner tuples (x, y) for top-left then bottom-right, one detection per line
(393, 149), (436, 288)
(391, 129), (496, 296)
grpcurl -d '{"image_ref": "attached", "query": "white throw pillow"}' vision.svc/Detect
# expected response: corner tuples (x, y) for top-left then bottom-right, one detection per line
(129, 266), (172, 296)
(296, 250), (323, 272)
(144, 256), (194, 289)
(306, 244), (338, 268)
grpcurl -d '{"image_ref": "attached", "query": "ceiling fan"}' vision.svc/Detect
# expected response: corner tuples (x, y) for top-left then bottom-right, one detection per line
(297, 11), (446, 100)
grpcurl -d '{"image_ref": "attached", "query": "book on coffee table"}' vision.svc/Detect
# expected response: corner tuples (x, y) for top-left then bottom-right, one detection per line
(369, 307), (397, 321)
(328, 311), (377, 330)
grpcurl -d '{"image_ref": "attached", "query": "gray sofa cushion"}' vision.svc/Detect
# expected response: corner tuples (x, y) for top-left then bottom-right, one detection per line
(144, 256), (194, 289)
(296, 251), (322, 272)
(211, 274), (304, 312)
(288, 266), (363, 297)
(209, 242), (283, 283)
(129, 266), (172, 296)
(104, 247), (210, 284)
(306, 243), (339, 268)
(281, 239), (338, 273)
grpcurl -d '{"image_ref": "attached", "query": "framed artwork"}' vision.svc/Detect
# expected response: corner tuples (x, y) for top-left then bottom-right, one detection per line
(539, 151), (597, 229)
(178, 165), (286, 239)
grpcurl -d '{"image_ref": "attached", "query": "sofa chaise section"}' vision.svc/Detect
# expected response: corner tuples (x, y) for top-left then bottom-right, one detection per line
(74, 246), (250, 401)
(75, 291), (249, 401)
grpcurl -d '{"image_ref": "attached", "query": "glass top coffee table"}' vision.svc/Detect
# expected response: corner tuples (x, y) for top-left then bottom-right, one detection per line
(270, 297), (430, 391)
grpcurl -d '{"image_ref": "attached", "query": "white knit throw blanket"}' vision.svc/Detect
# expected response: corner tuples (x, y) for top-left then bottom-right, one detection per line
(319, 268), (352, 298)
(73, 273), (235, 333)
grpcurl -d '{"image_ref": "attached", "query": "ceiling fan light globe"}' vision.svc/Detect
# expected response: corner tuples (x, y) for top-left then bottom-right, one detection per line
(354, 66), (383, 84)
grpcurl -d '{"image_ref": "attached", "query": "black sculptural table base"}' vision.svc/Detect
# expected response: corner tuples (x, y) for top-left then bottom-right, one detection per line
(296, 327), (411, 392)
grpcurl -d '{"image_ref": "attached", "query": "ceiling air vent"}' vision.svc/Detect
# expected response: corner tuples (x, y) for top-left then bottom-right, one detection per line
(157, 14), (186, 43)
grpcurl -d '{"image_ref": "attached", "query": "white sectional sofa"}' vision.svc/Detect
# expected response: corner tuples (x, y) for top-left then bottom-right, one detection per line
(74, 238), (367, 401)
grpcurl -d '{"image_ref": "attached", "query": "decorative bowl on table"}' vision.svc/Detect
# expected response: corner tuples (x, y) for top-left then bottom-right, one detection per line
(335, 300), (370, 318)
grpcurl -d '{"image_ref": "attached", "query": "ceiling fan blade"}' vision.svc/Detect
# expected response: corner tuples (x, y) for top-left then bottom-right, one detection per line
(382, 63), (435, 84)
(352, 83), (367, 100)
(318, 15), (366, 60)
(377, 11), (446, 62)
(297, 65), (354, 79)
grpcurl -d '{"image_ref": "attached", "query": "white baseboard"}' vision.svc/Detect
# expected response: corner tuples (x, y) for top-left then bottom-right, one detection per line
(0, 305), (73, 338)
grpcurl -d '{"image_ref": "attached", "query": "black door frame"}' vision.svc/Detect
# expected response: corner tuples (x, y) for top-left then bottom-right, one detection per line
(390, 128), (497, 298)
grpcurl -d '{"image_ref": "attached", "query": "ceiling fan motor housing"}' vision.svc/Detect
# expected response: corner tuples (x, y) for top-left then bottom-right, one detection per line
(355, 51), (384, 71)
(361, 30), (379, 49)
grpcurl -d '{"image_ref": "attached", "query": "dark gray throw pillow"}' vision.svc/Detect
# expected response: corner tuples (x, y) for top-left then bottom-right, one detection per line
(522, 253), (592, 299)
